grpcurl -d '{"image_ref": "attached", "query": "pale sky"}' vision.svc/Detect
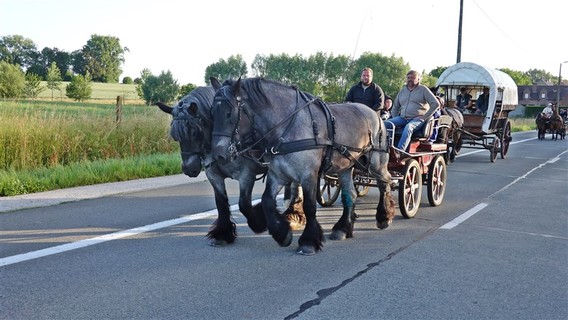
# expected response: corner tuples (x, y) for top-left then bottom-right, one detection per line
(1, 0), (566, 86)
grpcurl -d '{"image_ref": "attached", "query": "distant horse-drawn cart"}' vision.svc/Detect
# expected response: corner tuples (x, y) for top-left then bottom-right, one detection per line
(436, 62), (518, 162)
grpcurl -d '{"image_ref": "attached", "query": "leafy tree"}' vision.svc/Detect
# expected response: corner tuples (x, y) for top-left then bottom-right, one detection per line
(204, 54), (247, 83)
(350, 52), (409, 99)
(252, 53), (305, 85)
(71, 49), (86, 76)
(0, 61), (25, 98)
(136, 68), (152, 98)
(0, 35), (38, 70)
(81, 34), (128, 83)
(23, 73), (45, 99)
(251, 52), (351, 102)
(178, 83), (197, 99)
(526, 68), (555, 84)
(419, 72), (438, 89)
(66, 72), (92, 101)
(46, 61), (62, 100)
(138, 70), (179, 105)
(122, 76), (133, 84)
(318, 54), (351, 102)
(428, 66), (447, 79)
(26, 47), (72, 81)
(499, 68), (532, 86)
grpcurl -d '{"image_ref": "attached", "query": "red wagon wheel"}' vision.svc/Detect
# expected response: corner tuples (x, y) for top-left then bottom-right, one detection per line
(427, 155), (447, 206)
(398, 159), (422, 219)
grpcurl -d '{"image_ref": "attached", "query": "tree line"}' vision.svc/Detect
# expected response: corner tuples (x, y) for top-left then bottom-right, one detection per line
(0, 34), (558, 104)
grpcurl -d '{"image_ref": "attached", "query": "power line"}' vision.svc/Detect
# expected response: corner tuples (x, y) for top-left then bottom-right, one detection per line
(471, 0), (538, 61)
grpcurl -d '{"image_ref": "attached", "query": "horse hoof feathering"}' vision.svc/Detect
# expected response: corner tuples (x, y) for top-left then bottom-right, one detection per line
(209, 77), (393, 255)
(283, 211), (307, 231)
(157, 82), (304, 248)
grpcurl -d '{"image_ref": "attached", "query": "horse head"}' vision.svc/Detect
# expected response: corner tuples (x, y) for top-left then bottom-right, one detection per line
(156, 86), (215, 177)
(210, 77), (246, 163)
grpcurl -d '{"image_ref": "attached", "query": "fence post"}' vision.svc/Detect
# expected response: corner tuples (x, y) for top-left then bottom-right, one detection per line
(116, 95), (123, 124)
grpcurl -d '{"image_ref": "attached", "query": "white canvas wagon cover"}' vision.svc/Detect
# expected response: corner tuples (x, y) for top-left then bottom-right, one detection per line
(436, 62), (518, 106)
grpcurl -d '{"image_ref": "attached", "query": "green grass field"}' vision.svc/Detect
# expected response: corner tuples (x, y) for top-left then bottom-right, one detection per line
(37, 81), (142, 103)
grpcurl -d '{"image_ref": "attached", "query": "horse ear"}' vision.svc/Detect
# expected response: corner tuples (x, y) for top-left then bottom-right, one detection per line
(188, 102), (199, 116)
(155, 102), (173, 115)
(233, 77), (243, 95)
(210, 77), (221, 91)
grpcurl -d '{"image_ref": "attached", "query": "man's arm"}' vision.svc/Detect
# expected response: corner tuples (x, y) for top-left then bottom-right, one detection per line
(372, 84), (385, 111)
(420, 86), (440, 120)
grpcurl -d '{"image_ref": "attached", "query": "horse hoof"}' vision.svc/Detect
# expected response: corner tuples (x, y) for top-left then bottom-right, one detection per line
(278, 230), (293, 247)
(209, 239), (228, 247)
(296, 245), (316, 256)
(376, 219), (392, 230)
(329, 230), (347, 241)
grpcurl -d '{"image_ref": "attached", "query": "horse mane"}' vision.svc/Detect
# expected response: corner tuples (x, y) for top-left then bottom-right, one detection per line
(238, 77), (299, 109)
(170, 86), (214, 142)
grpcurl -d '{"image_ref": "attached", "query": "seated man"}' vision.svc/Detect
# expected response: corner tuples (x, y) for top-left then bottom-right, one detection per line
(542, 103), (554, 119)
(456, 87), (473, 112)
(475, 87), (490, 115)
(384, 70), (440, 154)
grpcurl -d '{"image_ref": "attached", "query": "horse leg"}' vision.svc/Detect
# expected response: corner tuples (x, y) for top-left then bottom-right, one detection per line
(296, 180), (325, 255)
(262, 174), (293, 247)
(450, 129), (461, 163)
(376, 179), (396, 229)
(281, 183), (306, 230)
(238, 174), (267, 234)
(205, 173), (237, 246)
(370, 151), (396, 229)
(329, 169), (357, 241)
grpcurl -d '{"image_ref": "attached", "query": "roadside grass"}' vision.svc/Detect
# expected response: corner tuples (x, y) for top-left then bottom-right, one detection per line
(509, 117), (536, 132)
(0, 153), (182, 196)
(0, 96), (182, 196)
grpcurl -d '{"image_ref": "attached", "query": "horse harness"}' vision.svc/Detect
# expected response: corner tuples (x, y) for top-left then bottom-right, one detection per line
(173, 102), (265, 180)
(215, 86), (382, 175)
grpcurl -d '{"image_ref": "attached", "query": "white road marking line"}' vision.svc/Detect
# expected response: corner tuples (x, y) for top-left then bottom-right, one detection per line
(441, 147), (567, 231)
(454, 136), (536, 159)
(440, 203), (488, 229)
(0, 199), (265, 268)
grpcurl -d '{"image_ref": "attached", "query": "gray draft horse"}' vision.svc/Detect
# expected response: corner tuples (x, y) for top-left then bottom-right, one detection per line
(156, 82), (305, 246)
(210, 77), (395, 255)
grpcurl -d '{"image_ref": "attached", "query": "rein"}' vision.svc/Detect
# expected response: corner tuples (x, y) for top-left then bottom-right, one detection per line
(172, 103), (214, 167)
(214, 82), (383, 173)
(238, 91), (319, 157)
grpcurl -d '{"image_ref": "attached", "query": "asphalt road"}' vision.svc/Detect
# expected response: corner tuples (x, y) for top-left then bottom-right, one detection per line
(0, 131), (567, 320)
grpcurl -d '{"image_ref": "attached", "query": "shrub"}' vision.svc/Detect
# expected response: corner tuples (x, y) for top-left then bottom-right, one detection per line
(66, 72), (92, 101)
(122, 76), (133, 84)
(0, 61), (25, 98)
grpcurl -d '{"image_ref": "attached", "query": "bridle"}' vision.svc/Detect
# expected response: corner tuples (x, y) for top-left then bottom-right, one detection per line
(212, 85), (318, 162)
(172, 102), (211, 162)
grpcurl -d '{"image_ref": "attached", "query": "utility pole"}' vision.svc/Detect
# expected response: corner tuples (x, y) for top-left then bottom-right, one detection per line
(457, 0), (463, 63)
(557, 61), (568, 108)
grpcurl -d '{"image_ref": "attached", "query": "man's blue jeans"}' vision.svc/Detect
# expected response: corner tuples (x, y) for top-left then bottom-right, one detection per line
(384, 116), (425, 151)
